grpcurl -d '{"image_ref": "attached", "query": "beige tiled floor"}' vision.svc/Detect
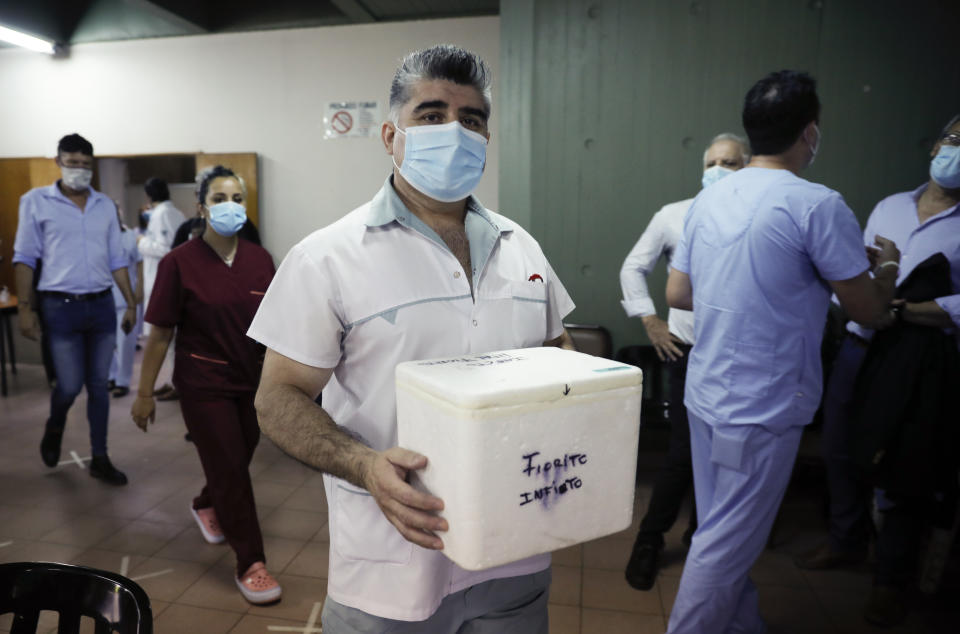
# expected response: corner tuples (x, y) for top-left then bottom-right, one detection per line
(1, 361), (957, 633)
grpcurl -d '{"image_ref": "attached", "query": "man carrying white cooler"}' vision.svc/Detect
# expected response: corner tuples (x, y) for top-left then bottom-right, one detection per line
(250, 45), (575, 633)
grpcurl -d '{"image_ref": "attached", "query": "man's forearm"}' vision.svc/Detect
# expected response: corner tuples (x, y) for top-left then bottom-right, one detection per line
(14, 263), (34, 310)
(255, 383), (376, 489)
(112, 268), (136, 306)
(864, 270), (897, 328)
(902, 301), (955, 329)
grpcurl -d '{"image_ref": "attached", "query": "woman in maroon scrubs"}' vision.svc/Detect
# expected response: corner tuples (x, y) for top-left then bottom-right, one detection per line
(131, 165), (280, 604)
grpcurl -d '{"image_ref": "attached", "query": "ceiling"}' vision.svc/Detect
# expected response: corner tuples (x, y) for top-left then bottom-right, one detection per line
(0, 0), (499, 48)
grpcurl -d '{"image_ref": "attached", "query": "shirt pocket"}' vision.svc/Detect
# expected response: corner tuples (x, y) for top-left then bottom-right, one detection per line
(509, 281), (549, 348)
(332, 483), (413, 565)
(725, 340), (776, 399)
(189, 353), (228, 365)
(178, 352), (233, 391)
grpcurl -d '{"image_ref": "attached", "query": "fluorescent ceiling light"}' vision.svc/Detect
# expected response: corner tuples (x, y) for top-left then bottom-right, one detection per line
(0, 25), (56, 55)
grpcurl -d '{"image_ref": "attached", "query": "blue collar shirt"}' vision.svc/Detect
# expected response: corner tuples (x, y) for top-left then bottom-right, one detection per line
(13, 182), (127, 294)
(848, 184), (960, 345)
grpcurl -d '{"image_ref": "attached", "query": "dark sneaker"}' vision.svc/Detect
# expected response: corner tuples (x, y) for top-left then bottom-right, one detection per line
(863, 585), (907, 627)
(89, 455), (128, 486)
(794, 541), (867, 570)
(111, 386), (130, 398)
(157, 387), (179, 402)
(625, 536), (663, 591)
(40, 428), (64, 467)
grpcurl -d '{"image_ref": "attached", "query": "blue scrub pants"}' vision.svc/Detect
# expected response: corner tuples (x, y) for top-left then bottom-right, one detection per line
(109, 303), (137, 388)
(41, 292), (116, 456)
(321, 569), (550, 634)
(666, 414), (802, 634)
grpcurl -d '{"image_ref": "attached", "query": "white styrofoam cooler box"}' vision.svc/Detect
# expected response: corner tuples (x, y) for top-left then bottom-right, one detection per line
(396, 347), (643, 571)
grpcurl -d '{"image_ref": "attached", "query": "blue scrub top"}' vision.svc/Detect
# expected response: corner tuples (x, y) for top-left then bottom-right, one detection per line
(673, 167), (868, 432)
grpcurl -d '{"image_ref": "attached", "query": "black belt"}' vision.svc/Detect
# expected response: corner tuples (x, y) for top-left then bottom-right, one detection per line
(41, 288), (111, 302)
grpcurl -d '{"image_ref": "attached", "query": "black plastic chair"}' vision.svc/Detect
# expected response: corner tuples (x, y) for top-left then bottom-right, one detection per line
(0, 562), (152, 633)
(563, 323), (614, 359)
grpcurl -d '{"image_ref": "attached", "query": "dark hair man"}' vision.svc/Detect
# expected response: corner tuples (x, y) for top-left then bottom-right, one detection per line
(13, 133), (137, 485)
(139, 176), (185, 326)
(663, 71), (901, 632)
(250, 45), (575, 632)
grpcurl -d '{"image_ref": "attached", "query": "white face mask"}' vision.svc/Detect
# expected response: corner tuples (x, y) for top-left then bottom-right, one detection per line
(61, 167), (93, 190)
(701, 165), (734, 189)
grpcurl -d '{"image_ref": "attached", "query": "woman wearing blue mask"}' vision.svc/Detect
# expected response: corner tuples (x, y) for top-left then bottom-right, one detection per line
(131, 165), (281, 605)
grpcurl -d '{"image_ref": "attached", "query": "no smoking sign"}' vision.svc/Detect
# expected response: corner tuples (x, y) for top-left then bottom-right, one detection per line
(330, 110), (353, 134)
(324, 101), (382, 139)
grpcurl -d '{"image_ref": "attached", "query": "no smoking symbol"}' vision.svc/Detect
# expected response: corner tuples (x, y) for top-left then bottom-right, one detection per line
(331, 110), (353, 134)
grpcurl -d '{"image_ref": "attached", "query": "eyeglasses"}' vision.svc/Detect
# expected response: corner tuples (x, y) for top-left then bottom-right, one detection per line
(941, 132), (960, 147)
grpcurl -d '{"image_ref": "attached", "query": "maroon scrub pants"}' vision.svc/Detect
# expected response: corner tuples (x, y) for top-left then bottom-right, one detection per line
(179, 390), (265, 576)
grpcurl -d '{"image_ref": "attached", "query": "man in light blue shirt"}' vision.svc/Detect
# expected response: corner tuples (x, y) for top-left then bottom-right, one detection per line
(796, 113), (960, 626)
(13, 133), (136, 486)
(664, 71), (901, 633)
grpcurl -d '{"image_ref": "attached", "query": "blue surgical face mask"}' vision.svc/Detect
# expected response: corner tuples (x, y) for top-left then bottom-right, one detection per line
(701, 165), (734, 189)
(206, 201), (247, 237)
(393, 121), (487, 202)
(930, 145), (960, 189)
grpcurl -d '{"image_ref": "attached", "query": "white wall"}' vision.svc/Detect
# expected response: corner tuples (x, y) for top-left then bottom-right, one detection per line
(0, 17), (500, 260)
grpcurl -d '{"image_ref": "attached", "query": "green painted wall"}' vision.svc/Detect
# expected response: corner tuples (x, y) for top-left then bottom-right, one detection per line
(500, 0), (960, 353)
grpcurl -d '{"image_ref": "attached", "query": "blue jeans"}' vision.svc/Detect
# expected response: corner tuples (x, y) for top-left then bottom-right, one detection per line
(41, 292), (116, 456)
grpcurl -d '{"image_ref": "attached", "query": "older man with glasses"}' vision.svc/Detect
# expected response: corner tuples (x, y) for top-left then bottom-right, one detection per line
(795, 114), (960, 627)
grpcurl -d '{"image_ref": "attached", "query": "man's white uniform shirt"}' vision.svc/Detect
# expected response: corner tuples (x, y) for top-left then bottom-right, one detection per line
(248, 177), (575, 621)
(620, 198), (695, 344)
(139, 200), (185, 314)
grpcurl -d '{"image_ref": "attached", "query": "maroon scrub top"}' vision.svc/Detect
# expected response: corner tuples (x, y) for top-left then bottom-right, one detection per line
(146, 237), (276, 395)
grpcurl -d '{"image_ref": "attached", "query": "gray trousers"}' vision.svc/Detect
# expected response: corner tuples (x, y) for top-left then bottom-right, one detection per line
(321, 568), (551, 634)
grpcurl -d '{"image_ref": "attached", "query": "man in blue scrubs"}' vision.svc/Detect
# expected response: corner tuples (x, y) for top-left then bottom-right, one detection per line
(664, 71), (902, 633)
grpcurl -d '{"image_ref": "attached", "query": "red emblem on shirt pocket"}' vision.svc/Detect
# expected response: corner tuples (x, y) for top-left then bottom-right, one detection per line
(528, 274), (544, 283)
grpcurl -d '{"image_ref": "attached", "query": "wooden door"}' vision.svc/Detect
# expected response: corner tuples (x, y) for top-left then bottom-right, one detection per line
(0, 159), (33, 293)
(0, 157), (62, 293)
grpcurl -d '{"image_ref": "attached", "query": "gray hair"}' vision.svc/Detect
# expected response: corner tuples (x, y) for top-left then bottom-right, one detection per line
(389, 44), (492, 122)
(940, 114), (960, 137)
(702, 132), (752, 167)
